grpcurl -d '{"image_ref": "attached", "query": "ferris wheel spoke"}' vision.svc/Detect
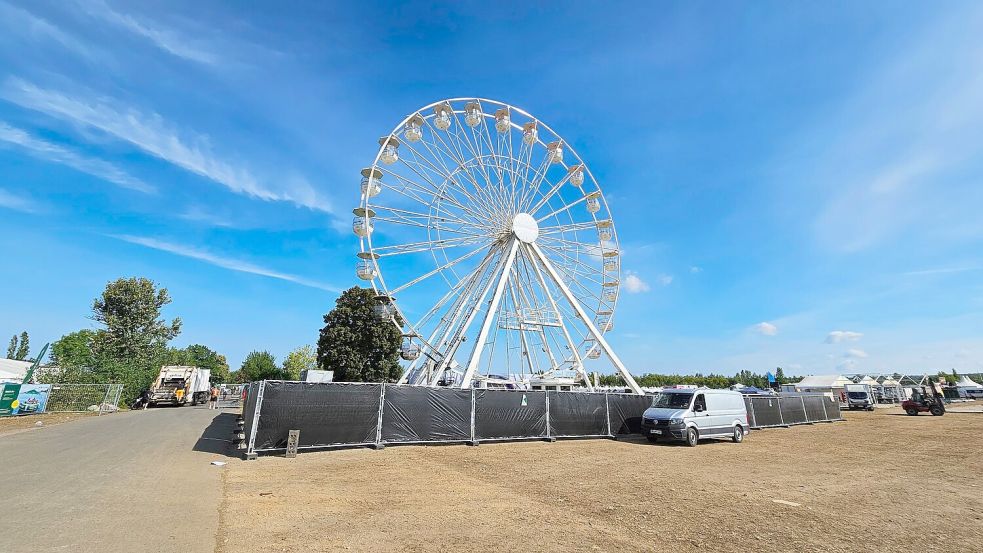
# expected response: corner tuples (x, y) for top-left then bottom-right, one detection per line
(395, 137), (496, 220)
(374, 235), (490, 257)
(522, 164), (575, 215)
(536, 193), (590, 223)
(388, 244), (490, 295)
(416, 119), (506, 217)
(386, 151), (495, 225)
(538, 221), (599, 235)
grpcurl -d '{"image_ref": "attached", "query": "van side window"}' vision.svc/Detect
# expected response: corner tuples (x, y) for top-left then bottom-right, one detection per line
(694, 394), (706, 411)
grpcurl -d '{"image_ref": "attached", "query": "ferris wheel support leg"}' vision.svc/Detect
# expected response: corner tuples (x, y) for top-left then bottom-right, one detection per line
(460, 239), (520, 389)
(527, 242), (644, 395)
(522, 244), (592, 391)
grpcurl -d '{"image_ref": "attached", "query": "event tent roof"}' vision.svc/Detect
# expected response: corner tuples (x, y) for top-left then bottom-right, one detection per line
(956, 375), (983, 389)
(795, 374), (853, 388)
(0, 358), (32, 383)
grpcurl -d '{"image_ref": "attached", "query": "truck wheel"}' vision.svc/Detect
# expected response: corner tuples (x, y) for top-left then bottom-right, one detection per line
(930, 406), (944, 416)
(685, 428), (699, 447)
(905, 408), (919, 416)
(732, 425), (744, 443)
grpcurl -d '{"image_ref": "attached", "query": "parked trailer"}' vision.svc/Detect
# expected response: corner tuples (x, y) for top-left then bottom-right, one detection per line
(149, 366), (211, 407)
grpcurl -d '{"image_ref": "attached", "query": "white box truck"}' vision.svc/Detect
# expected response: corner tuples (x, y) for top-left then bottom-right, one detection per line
(149, 365), (211, 407)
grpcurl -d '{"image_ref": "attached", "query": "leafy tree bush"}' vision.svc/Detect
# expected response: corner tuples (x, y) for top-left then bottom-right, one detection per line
(14, 331), (29, 360)
(317, 287), (402, 383)
(283, 345), (317, 381)
(238, 351), (283, 382)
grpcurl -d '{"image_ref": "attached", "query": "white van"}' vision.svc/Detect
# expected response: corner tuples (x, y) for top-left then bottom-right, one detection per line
(640, 388), (749, 447)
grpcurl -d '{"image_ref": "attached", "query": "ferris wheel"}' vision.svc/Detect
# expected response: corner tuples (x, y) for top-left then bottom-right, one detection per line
(353, 98), (642, 394)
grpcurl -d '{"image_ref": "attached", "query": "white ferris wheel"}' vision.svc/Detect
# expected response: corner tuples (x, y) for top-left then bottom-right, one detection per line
(353, 98), (642, 395)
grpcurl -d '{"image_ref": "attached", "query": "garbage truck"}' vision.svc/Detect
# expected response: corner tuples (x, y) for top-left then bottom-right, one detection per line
(148, 366), (211, 407)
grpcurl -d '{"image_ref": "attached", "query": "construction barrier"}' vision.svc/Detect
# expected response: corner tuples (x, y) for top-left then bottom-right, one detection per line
(241, 382), (841, 456)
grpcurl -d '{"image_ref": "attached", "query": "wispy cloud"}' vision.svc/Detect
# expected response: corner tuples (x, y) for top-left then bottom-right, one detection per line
(902, 266), (982, 276)
(657, 274), (674, 286)
(623, 271), (650, 293)
(77, 0), (218, 65)
(845, 348), (868, 359)
(690, 266), (702, 274)
(753, 322), (778, 336)
(0, 122), (154, 193)
(2, 79), (331, 212)
(0, 188), (42, 214)
(112, 234), (339, 292)
(825, 330), (863, 344)
(0, 1), (96, 59)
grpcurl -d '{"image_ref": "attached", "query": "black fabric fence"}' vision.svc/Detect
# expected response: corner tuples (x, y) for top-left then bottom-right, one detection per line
(243, 382), (842, 455)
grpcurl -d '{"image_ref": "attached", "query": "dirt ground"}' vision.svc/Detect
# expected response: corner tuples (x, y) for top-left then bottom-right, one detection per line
(218, 403), (983, 553)
(0, 411), (96, 436)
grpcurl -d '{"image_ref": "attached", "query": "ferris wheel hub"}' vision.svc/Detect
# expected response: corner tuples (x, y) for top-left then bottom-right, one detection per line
(511, 213), (539, 244)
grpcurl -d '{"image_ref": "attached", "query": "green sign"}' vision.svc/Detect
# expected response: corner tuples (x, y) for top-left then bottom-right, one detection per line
(0, 384), (21, 416)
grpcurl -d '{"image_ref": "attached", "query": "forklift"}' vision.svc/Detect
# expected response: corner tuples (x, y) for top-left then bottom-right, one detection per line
(901, 380), (946, 416)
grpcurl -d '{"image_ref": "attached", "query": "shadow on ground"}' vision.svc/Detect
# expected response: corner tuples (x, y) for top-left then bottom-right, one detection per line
(193, 412), (239, 457)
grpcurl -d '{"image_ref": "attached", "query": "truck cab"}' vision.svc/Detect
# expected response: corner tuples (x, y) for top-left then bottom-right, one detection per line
(844, 384), (875, 411)
(149, 366), (211, 407)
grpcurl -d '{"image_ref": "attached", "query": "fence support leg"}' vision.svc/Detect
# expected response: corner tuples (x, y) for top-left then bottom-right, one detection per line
(778, 397), (788, 427)
(372, 384), (386, 450)
(605, 393), (613, 438)
(801, 396), (813, 424)
(543, 391), (555, 442)
(245, 381), (265, 460)
(467, 388), (478, 446)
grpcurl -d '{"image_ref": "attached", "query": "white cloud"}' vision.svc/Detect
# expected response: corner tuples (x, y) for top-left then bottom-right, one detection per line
(623, 271), (650, 293)
(0, 2), (96, 59)
(0, 122), (154, 193)
(825, 330), (864, 344)
(753, 322), (778, 336)
(78, 0), (218, 65)
(657, 274), (673, 286)
(837, 359), (857, 371)
(0, 188), (41, 213)
(845, 348), (868, 359)
(2, 79), (331, 212)
(690, 266), (702, 274)
(112, 235), (339, 292)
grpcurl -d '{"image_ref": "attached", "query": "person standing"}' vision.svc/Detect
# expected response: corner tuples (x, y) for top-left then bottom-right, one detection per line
(209, 386), (219, 409)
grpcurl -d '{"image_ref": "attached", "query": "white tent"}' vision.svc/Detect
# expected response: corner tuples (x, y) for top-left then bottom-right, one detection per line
(0, 358), (32, 384)
(795, 375), (853, 390)
(956, 375), (983, 389)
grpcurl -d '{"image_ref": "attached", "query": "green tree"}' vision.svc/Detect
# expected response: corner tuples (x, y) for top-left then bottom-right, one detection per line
(283, 344), (317, 380)
(91, 277), (182, 363)
(239, 351), (283, 382)
(50, 330), (97, 369)
(6, 334), (16, 359)
(159, 344), (232, 383)
(317, 287), (402, 383)
(14, 331), (29, 360)
(775, 367), (786, 385)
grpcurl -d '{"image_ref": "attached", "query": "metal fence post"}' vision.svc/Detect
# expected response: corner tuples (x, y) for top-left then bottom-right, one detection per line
(605, 392), (612, 437)
(374, 383), (386, 448)
(800, 396), (809, 423)
(469, 388), (477, 445)
(246, 381), (266, 456)
(545, 391), (551, 439)
(98, 384), (111, 416)
(821, 394), (829, 420)
(777, 396), (786, 426)
(747, 398), (757, 429)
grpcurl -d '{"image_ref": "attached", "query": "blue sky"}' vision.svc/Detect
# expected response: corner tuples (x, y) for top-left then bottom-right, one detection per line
(1, 1), (981, 375)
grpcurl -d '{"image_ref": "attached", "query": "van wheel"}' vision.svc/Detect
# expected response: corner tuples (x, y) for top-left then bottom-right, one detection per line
(685, 428), (698, 447)
(646, 435), (658, 443)
(732, 425), (744, 443)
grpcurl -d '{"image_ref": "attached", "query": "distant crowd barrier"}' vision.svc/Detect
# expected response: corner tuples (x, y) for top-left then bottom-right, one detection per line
(240, 382), (842, 457)
(744, 393), (842, 428)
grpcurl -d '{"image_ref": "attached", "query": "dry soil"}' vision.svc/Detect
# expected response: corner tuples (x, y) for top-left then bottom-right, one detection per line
(218, 403), (983, 553)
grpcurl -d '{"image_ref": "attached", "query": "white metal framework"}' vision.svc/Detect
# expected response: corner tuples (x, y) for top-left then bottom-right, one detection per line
(355, 98), (642, 394)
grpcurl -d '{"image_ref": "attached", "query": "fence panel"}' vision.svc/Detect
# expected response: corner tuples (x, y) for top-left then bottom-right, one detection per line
(253, 381), (381, 451)
(607, 394), (652, 434)
(744, 397), (758, 428)
(803, 396), (827, 422)
(824, 396), (843, 420)
(381, 386), (471, 443)
(779, 397), (808, 425)
(749, 397), (783, 427)
(474, 389), (547, 440)
(46, 383), (124, 414)
(547, 391), (608, 437)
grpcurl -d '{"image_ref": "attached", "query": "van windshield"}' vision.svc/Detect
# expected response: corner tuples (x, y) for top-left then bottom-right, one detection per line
(651, 393), (693, 409)
(847, 392), (869, 399)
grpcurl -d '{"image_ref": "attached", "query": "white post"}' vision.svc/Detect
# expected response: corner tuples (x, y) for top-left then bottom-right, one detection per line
(527, 242), (643, 395)
(460, 239), (520, 388)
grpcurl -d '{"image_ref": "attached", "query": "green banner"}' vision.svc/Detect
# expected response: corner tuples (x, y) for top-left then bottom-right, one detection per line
(0, 383), (21, 416)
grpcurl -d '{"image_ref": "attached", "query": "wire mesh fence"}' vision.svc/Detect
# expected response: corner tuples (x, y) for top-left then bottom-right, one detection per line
(46, 383), (124, 415)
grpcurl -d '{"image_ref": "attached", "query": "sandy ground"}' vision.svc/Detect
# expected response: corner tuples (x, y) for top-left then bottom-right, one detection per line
(219, 404), (983, 553)
(0, 411), (97, 435)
